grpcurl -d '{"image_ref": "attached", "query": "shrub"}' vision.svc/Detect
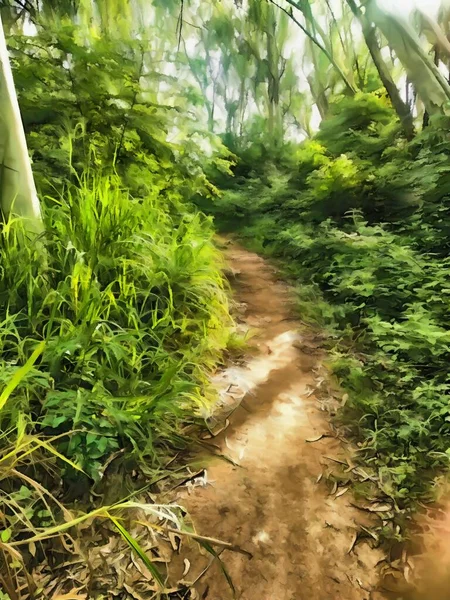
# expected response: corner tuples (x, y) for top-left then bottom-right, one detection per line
(0, 171), (231, 483)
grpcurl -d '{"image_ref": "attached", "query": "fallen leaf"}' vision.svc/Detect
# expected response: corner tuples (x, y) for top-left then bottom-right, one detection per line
(183, 558), (190, 577)
(359, 525), (379, 541)
(168, 531), (179, 552)
(368, 503), (392, 513)
(306, 434), (327, 443)
(351, 502), (392, 513)
(404, 564), (412, 583)
(351, 467), (375, 482)
(123, 582), (155, 599)
(355, 576), (369, 591)
(53, 591), (87, 600)
(335, 487), (349, 498)
(324, 455), (348, 466)
(211, 418), (230, 437)
(347, 531), (358, 554)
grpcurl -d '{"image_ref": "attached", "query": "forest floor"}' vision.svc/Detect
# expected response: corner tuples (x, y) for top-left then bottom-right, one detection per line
(172, 239), (390, 600)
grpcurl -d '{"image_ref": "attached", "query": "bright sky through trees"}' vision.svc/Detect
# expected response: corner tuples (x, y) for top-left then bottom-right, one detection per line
(377, 0), (441, 14)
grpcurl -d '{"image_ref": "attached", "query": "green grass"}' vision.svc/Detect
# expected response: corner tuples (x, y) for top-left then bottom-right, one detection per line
(1, 171), (232, 480)
(0, 168), (233, 592)
(0, 20), (238, 596)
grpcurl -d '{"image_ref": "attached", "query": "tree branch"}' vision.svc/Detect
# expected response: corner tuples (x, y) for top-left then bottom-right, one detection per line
(266, 0), (356, 93)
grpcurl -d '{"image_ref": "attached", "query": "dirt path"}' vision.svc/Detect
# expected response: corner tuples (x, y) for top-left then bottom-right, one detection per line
(175, 241), (386, 599)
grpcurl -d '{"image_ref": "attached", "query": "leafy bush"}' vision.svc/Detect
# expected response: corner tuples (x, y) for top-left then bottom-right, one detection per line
(0, 18), (235, 594)
(316, 92), (400, 159)
(0, 172), (230, 482)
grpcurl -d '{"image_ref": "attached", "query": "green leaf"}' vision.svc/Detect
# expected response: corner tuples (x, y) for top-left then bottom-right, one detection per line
(109, 515), (164, 589)
(0, 341), (45, 412)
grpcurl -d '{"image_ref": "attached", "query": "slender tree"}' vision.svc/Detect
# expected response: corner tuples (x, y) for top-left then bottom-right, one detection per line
(268, 0), (356, 94)
(345, 0), (415, 138)
(0, 14), (41, 228)
(366, 0), (450, 117)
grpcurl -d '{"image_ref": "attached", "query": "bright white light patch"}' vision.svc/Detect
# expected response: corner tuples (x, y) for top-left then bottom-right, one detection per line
(376, 0), (441, 16)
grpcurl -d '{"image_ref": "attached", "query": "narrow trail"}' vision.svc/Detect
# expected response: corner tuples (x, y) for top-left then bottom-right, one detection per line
(175, 240), (386, 599)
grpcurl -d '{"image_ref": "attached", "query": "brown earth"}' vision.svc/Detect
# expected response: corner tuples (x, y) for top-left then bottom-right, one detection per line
(173, 240), (388, 600)
(399, 494), (450, 600)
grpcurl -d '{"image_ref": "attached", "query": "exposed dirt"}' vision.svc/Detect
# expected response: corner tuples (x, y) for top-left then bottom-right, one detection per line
(398, 494), (450, 600)
(174, 240), (388, 600)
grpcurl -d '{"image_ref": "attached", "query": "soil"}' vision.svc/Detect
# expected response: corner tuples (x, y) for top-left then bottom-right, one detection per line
(173, 240), (388, 600)
(398, 494), (450, 600)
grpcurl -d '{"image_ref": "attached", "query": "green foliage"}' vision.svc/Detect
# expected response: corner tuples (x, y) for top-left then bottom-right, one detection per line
(212, 92), (450, 506)
(316, 92), (400, 158)
(0, 21), (232, 488)
(0, 14), (238, 593)
(8, 23), (220, 200)
(0, 171), (230, 482)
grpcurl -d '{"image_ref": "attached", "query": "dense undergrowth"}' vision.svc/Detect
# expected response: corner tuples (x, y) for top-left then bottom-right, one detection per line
(0, 22), (233, 595)
(207, 92), (450, 512)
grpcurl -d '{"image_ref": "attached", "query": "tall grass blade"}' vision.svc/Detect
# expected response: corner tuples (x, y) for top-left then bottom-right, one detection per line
(0, 341), (45, 412)
(108, 514), (165, 589)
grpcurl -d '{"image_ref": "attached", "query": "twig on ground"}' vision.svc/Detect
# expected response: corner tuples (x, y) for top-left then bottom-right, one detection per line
(166, 527), (253, 559)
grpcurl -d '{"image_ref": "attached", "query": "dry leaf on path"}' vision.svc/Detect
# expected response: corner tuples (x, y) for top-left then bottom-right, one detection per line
(183, 558), (191, 577)
(324, 455), (349, 466)
(348, 531), (358, 554)
(53, 591), (87, 600)
(305, 434), (328, 442)
(335, 487), (349, 498)
(366, 503), (393, 513)
(350, 502), (392, 513)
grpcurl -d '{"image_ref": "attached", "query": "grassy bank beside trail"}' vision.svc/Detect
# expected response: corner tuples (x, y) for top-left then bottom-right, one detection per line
(204, 93), (450, 516)
(1, 24), (234, 594)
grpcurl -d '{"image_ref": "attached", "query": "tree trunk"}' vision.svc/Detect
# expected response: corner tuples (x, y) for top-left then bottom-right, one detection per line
(423, 45), (441, 128)
(366, 0), (450, 117)
(268, 0), (356, 95)
(266, 5), (283, 147)
(0, 15), (42, 229)
(346, 0), (415, 139)
(307, 73), (328, 119)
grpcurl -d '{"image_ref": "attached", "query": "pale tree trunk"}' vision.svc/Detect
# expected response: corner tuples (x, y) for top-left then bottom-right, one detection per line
(0, 15), (42, 230)
(306, 36), (329, 119)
